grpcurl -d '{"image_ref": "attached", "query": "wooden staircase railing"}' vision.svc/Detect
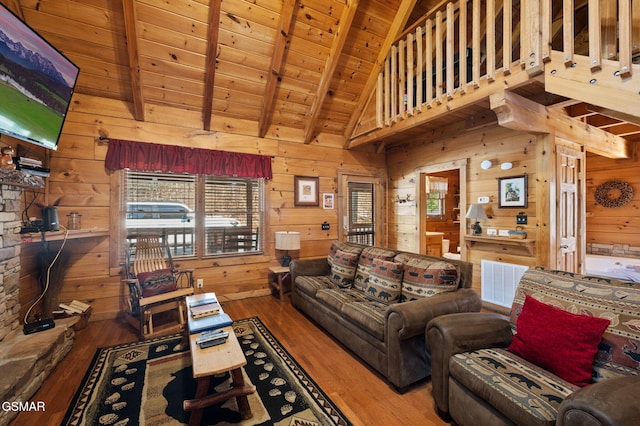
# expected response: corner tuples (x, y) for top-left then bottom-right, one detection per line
(370, 0), (640, 137)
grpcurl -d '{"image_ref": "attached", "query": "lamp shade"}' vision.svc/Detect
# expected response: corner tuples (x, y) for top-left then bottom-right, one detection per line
(275, 231), (300, 250)
(465, 204), (488, 220)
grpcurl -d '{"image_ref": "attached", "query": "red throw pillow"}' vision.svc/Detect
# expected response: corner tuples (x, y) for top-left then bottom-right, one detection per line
(137, 269), (177, 297)
(508, 294), (610, 387)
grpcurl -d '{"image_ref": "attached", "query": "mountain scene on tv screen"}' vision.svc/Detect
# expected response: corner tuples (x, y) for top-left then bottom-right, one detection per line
(0, 21), (77, 148)
(0, 29), (74, 115)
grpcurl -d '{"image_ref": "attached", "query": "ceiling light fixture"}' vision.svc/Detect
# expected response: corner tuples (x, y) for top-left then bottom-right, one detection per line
(480, 160), (493, 170)
(500, 162), (513, 170)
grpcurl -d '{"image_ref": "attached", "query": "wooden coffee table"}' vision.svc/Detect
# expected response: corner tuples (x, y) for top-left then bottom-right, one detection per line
(183, 294), (255, 425)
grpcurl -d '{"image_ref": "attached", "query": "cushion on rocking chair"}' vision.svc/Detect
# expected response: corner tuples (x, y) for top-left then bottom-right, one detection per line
(137, 268), (177, 297)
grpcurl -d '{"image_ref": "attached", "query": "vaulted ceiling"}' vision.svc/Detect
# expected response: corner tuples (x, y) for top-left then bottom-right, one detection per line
(4, 0), (640, 149)
(3, 0), (445, 147)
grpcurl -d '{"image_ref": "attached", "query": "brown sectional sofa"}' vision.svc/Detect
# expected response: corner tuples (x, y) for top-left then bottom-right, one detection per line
(290, 241), (482, 390)
(427, 267), (640, 426)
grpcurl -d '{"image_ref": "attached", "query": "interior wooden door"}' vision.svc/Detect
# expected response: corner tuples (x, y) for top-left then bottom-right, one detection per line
(556, 145), (585, 272)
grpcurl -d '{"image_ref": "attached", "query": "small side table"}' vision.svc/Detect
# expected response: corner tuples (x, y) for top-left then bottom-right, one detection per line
(268, 265), (291, 301)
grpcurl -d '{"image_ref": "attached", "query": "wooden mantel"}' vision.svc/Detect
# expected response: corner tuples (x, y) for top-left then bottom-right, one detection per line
(20, 228), (109, 243)
(464, 235), (536, 257)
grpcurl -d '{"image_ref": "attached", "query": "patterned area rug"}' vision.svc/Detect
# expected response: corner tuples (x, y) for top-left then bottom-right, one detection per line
(63, 317), (351, 425)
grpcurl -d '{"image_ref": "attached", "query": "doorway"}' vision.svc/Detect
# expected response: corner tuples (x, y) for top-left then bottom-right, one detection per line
(416, 159), (467, 258)
(420, 170), (461, 256)
(338, 171), (385, 246)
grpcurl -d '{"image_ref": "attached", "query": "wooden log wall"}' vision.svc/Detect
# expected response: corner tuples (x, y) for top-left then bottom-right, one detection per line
(586, 147), (640, 257)
(17, 93), (385, 322)
(387, 125), (541, 294)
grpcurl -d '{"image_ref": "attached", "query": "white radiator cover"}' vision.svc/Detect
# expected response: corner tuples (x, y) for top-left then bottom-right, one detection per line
(481, 260), (529, 308)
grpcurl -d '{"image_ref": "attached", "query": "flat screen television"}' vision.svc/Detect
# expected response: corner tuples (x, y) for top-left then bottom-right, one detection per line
(0, 3), (79, 151)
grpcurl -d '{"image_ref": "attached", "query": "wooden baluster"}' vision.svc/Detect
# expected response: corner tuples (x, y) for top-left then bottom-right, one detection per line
(588, 0), (602, 72)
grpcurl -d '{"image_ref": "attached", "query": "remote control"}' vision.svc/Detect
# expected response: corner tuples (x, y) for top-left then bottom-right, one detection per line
(198, 329), (225, 339)
(199, 337), (227, 348)
(196, 331), (229, 345)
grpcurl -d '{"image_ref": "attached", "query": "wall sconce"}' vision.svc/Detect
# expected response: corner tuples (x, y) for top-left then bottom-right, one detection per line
(465, 204), (488, 235)
(480, 160), (493, 170)
(275, 231), (300, 267)
(500, 162), (513, 170)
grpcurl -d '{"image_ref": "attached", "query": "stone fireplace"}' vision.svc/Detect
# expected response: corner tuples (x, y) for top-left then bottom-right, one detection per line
(0, 170), (76, 425)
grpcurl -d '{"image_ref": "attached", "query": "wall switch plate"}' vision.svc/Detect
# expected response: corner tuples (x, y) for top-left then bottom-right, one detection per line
(498, 229), (511, 237)
(477, 196), (490, 204)
(321, 221), (330, 230)
(197, 279), (203, 288)
(516, 212), (528, 224)
(487, 228), (497, 236)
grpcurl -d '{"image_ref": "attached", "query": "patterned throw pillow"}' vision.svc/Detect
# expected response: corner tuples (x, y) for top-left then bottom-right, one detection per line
(354, 247), (398, 292)
(365, 259), (403, 304)
(401, 258), (459, 301)
(137, 268), (177, 297)
(329, 249), (360, 288)
(326, 241), (364, 288)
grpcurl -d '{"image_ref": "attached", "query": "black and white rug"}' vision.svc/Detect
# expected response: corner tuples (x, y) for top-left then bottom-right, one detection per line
(63, 317), (351, 425)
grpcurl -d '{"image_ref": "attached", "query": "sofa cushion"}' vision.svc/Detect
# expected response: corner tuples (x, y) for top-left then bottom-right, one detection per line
(450, 348), (578, 426)
(399, 257), (459, 301)
(353, 247), (398, 292)
(508, 295), (610, 387)
(341, 300), (388, 341)
(295, 275), (335, 297)
(363, 259), (403, 304)
(316, 288), (368, 313)
(511, 267), (640, 383)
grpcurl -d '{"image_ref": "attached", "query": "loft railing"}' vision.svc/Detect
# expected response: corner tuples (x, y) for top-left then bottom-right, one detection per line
(377, 0), (639, 129)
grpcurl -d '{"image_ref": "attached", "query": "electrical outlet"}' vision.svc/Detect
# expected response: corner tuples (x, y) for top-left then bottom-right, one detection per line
(197, 279), (203, 288)
(487, 228), (497, 236)
(498, 229), (511, 237)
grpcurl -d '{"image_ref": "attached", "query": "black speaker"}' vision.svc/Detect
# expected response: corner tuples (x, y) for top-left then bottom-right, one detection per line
(42, 206), (59, 231)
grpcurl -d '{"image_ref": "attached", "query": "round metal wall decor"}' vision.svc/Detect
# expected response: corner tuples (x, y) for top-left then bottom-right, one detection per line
(594, 180), (634, 208)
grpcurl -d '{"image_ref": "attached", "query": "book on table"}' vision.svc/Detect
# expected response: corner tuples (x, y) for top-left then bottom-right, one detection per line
(188, 295), (221, 319)
(188, 312), (233, 334)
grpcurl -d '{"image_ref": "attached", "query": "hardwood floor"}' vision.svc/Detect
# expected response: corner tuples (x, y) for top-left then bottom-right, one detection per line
(10, 295), (449, 426)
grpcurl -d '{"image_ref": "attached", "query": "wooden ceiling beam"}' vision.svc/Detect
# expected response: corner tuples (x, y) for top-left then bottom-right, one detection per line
(490, 90), (629, 159)
(121, 0), (144, 121)
(202, 0), (222, 131)
(586, 105), (640, 127)
(303, 0), (361, 144)
(343, 0), (418, 148)
(3, 0), (24, 19)
(258, 0), (298, 138)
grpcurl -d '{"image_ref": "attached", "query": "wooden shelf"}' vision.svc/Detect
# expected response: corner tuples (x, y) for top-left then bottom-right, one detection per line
(21, 228), (109, 243)
(464, 235), (536, 257)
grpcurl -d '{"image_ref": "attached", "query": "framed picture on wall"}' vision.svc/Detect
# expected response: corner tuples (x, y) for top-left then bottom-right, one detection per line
(294, 176), (319, 206)
(498, 175), (528, 208)
(323, 193), (334, 209)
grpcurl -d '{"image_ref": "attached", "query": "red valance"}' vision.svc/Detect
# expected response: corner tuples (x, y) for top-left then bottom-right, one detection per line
(104, 139), (272, 179)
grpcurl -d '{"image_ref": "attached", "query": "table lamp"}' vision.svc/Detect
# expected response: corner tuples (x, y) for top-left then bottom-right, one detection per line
(275, 231), (300, 266)
(465, 204), (488, 235)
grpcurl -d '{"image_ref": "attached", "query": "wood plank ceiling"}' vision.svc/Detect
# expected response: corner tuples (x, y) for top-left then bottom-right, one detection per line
(4, 0), (640, 148)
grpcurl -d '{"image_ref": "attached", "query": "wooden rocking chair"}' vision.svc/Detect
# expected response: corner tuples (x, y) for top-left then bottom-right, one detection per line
(123, 234), (195, 338)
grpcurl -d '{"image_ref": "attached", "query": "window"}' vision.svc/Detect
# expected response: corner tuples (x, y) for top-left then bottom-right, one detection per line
(426, 192), (445, 217)
(347, 181), (375, 245)
(123, 170), (263, 257)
